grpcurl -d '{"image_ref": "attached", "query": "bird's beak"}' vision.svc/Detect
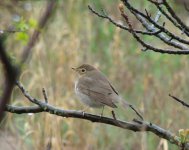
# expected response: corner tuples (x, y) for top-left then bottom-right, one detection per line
(72, 67), (76, 71)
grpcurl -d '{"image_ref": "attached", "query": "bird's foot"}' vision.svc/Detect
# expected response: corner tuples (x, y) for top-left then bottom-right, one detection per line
(79, 110), (85, 117)
(100, 114), (103, 118)
(82, 111), (85, 117)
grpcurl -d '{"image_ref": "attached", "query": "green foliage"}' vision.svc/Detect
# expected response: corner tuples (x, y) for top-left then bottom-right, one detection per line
(179, 129), (189, 143)
(15, 32), (29, 45)
(14, 17), (37, 45)
(14, 18), (29, 31)
(28, 18), (37, 28)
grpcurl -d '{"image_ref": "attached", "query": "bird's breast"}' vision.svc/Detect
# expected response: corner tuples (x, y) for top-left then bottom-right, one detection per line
(74, 79), (104, 108)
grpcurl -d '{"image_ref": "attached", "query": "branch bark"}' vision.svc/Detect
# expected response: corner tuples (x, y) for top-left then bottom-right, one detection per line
(5, 103), (185, 148)
(4, 81), (189, 150)
(88, 0), (189, 55)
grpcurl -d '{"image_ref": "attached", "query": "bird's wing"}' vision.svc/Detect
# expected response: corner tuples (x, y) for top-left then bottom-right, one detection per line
(77, 77), (117, 108)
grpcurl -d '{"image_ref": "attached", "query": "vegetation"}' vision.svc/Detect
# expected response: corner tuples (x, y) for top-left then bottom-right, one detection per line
(1, 0), (189, 149)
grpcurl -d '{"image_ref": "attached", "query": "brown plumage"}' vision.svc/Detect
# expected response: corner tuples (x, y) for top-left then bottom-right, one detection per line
(73, 64), (143, 120)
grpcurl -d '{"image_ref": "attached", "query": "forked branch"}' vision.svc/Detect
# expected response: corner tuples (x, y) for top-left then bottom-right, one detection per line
(88, 0), (189, 55)
(5, 81), (189, 150)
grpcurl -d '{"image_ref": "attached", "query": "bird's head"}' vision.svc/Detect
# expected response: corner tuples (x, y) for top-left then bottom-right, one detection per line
(72, 64), (96, 76)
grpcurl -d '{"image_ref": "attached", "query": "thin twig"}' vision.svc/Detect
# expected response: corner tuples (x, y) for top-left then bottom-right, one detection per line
(169, 94), (189, 108)
(121, 0), (189, 45)
(162, 0), (189, 33)
(148, 0), (189, 36)
(42, 88), (48, 103)
(129, 105), (143, 120)
(89, 4), (189, 54)
(88, 5), (162, 36)
(131, 8), (188, 50)
(119, 5), (189, 55)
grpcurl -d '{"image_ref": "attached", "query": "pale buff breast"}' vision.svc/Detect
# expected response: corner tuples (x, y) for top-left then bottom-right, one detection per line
(74, 79), (104, 108)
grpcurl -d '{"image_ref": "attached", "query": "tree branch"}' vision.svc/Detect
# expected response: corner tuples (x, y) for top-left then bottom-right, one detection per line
(4, 81), (189, 149)
(4, 104), (185, 148)
(5, 105), (42, 114)
(0, 36), (19, 121)
(148, 0), (189, 36)
(88, 1), (189, 55)
(162, 0), (189, 33)
(121, 0), (189, 45)
(169, 94), (189, 108)
(88, 5), (162, 36)
(0, 0), (57, 122)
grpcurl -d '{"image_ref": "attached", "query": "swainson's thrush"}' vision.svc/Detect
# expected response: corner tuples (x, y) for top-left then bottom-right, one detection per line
(72, 64), (143, 120)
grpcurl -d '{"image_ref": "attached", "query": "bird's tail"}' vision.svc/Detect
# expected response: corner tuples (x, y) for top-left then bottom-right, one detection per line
(119, 98), (143, 120)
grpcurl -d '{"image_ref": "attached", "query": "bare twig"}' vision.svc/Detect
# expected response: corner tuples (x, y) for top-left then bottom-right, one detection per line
(42, 88), (48, 103)
(169, 94), (189, 108)
(129, 9), (188, 50)
(162, 0), (189, 33)
(118, 5), (189, 55)
(148, 0), (189, 36)
(129, 105), (143, 120)
(88, 5), (162, 36)
(121, 0), (189, 45)
(88, 4), (189, 55)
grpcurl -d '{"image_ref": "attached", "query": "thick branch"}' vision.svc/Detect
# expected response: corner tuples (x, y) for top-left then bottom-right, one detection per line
(4, 81), (189, 149)
(0, 36), (19, 121)
(6, 105), (42, 114)
(4, 104), (184, 148)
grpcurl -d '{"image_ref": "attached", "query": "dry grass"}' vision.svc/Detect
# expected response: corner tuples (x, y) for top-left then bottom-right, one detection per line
(0, 0), (189, 150)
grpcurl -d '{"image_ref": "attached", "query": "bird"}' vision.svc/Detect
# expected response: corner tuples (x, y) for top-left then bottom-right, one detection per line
(72, 64), (143, 120)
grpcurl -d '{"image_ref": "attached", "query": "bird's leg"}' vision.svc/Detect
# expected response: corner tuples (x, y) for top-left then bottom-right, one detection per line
(111, 110), (117, 120)
(100, 106), (105, 118)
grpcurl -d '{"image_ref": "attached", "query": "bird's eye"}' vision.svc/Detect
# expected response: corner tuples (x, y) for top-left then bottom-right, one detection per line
(81, 69), (86, 73)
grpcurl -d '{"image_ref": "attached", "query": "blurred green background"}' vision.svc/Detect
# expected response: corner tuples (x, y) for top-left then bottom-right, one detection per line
(0, 0), (189, 150)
